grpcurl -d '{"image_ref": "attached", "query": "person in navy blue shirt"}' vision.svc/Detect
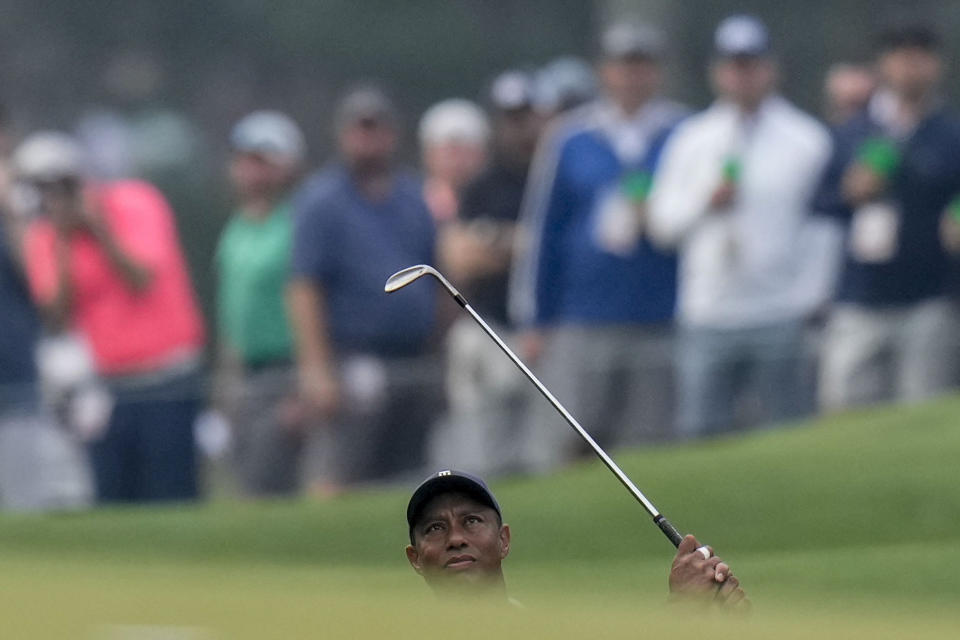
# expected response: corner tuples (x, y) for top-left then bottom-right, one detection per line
(0, 210), (44, 508)
(289, 85), (440, 491)
(508, 23), (687, 471)
(0, 221), (39, 414)
(814, 24), (960, 410)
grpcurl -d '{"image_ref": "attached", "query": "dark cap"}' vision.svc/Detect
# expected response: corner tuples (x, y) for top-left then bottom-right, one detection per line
(407, 470), (501, 539)
(876, 24), (941, 54)
(601, 23), (666, 60)
(335, 84), (398, 131)
(714, 14), (771, 58)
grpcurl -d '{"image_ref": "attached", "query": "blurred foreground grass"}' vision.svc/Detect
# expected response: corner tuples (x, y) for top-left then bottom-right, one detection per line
(1, 397), (958, 638)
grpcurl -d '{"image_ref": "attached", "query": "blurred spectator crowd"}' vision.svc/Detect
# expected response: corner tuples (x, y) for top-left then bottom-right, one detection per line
(2, 15), (960, 509)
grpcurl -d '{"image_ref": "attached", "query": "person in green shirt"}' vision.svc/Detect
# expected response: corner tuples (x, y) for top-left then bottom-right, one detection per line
(215, 110), (307, 497)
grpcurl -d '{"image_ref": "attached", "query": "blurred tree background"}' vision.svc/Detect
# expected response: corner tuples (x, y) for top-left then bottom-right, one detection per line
(605, 0), (960, 111)
(1, 0), (958, 328)
(0, 0), (596, 324)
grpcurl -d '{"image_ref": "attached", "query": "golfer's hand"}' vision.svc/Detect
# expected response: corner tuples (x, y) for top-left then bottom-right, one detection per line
(669, 535), (749, 611)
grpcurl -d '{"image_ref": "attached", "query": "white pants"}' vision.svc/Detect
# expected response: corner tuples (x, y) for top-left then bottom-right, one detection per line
(0, 412), (93, 511)
(820, 298), (960, 410)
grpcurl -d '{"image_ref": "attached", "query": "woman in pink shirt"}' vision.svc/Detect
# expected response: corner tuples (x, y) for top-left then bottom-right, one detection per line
(15, 132), (205, 503)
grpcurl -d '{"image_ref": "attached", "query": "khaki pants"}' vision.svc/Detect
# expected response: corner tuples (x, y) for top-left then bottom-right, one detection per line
(820, 298), (960, 410)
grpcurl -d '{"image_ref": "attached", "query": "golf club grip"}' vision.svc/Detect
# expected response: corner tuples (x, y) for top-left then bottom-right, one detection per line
(654, 515), (684, 547)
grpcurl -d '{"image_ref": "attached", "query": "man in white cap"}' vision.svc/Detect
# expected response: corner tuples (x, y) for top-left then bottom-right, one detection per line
(215, 110), (308, 496)
(0, 123), (93, 510)
(434, 71), (545, 477)
(648, 15), (838, 438)
(418, 98), (490, 224)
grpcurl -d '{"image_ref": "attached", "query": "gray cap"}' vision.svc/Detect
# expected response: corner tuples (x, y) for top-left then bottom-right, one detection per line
(12, 131), (87, 182)
(714, 15), (771, 58)
(601, 23), (666, 60)
(335, 85), (398, 130)
(230, 110), (306, 165)
(535, 57), (598, 112)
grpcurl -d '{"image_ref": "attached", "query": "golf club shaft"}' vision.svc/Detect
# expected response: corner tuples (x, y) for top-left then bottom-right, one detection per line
(447, 294), (684, 548)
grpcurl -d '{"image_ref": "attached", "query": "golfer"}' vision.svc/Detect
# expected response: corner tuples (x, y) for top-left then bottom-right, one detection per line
(405, 470), (749, 607)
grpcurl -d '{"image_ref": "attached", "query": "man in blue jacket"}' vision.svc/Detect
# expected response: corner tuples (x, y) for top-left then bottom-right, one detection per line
(509, 23), (687, 471)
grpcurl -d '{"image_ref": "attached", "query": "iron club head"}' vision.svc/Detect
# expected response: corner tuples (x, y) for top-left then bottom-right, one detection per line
(384, 264), (465, 305)
(384, 264), (436, 293)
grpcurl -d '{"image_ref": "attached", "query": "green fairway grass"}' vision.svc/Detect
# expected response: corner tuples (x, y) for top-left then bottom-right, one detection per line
(1, 396), (958, 638)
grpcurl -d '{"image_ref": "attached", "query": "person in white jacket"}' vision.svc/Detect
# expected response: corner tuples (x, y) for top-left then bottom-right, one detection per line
(648, 15), (840, 439)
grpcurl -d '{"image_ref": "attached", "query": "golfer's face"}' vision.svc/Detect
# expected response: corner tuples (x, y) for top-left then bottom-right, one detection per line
(406, 493), (509, 587)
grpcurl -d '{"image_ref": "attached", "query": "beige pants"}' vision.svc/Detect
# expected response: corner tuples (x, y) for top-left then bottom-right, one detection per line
(820, 298), (960, 410)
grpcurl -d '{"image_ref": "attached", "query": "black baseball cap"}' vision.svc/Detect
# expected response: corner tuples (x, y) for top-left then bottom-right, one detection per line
(407, 470), (502, 540)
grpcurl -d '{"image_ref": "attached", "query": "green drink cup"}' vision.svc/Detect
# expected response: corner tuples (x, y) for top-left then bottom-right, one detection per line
(622, 170), (653, 204)
(722, 156), (741, 184)
(949, 196), (960, 225)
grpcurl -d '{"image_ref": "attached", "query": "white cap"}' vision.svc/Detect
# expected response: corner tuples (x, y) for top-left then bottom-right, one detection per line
(490, 70), (536, 111)
(714, 15), (771, 58)
(12, 131), (87, 182)
(418, 99), (491, 148)
(230, 110), (306, 165)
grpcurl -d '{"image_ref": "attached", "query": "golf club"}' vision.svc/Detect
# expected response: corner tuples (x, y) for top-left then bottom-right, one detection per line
(385, 264), (693, 551)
